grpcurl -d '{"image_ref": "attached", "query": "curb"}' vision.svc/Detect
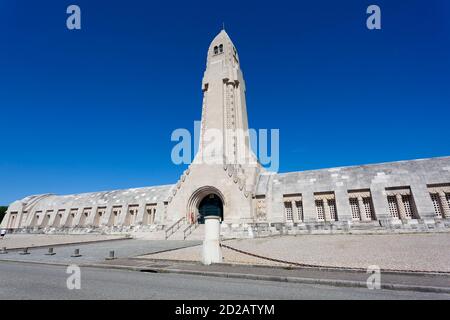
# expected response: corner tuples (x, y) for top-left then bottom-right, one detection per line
(83, 262), (450, 294)
(133, 257), (450, 277)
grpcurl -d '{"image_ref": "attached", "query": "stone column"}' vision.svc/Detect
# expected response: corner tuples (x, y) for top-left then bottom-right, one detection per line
(410, 183), (435, 219)
(47, 211), (58, 227)
(358, 196), (369, 221)
(99, 205), (111, 226)
(202, 216), (222, 265)
(85, 206), (98, 226)
(439, 192), (450, 218)
(16, 208), (26, 228)
(268, 183), (285, 223)
(58, 208), (70, 227)
(291, 201), (299, 223)
(153, 202), (165, 225)
(25, 209), (37, 227)
(370, 188), (389, 221)
(72, 208), (84, 227)
(117, 204), (129, 225)
(302, 192), (317, 223)
(334, 189), (353, 222)
(323, 198), (331, 221)
(395, 194), (407, 220)
(134, 202), (146, 226)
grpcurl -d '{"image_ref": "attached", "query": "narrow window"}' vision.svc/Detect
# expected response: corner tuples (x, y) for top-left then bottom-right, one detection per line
(387, 196), (399, 218)
(430, 193), (442, 217)
(295, 201), (303, 221)
(363, 197), (374, 220)
(284, 202), (293, 222)
(316, 200), (325, 221)
(328, 199), (337, 221)
(402, 195), (414, 218)
(349, 198), (360, 220)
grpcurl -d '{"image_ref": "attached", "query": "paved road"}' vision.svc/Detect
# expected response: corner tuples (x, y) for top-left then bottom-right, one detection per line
(0, 261), (449, 300)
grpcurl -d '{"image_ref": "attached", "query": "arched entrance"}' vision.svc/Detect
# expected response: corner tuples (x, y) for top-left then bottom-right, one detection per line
(187, 186), (225, 224)
(198, 194), (223, 224)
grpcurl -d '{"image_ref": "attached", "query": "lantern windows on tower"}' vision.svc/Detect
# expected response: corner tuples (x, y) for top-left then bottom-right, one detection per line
(213, 44), (224, 55)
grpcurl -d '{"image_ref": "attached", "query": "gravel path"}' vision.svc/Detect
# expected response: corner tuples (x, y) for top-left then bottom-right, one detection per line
(141, 233), (450, 272)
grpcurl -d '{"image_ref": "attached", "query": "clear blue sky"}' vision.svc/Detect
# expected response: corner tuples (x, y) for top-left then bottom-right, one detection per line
(1, 0), (449, 205)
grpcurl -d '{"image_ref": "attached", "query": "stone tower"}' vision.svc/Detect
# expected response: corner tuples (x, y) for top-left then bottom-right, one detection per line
(166, 30), (262, 225)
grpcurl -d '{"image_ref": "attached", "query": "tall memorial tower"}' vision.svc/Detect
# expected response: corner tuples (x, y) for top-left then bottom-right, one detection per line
(166, 30), (263, 225)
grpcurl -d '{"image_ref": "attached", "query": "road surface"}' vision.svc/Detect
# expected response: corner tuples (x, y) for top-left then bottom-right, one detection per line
(0, 261), (448, 300)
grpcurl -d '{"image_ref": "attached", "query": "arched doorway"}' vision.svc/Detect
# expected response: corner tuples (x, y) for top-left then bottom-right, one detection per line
(187, 186), (225, 224)
(198, 194), (223, 224)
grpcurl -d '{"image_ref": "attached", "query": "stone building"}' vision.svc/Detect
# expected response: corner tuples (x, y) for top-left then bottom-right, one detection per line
(2, 30), (450, 237)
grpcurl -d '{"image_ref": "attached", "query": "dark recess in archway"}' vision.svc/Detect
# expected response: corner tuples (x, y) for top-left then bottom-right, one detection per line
(198, 194), (223, 224)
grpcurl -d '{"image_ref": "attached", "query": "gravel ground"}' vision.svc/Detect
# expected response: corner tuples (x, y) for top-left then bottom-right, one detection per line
(141, 233), (450, 272)
(0, 234), (125, 249)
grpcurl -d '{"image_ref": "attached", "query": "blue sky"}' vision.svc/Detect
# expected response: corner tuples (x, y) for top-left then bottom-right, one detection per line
(0, 0), (449, 205)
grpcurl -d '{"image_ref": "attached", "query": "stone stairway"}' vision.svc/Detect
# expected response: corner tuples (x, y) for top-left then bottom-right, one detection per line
(169, 224), (205, 241)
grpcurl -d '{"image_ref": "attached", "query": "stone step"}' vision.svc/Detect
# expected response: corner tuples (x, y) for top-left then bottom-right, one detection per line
(168, 224), (205, 240)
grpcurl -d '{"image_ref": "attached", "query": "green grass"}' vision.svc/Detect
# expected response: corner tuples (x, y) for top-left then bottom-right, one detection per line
(0, 206), (7, 224)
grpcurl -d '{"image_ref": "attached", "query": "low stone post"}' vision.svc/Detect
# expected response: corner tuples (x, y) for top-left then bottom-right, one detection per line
(71, 248), (81, 257)
(106, 250), (116, 260)
(202, 216), (222, 265)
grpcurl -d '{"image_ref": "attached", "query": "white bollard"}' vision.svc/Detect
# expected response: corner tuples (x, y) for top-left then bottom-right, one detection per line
(202, 216), (222, 265)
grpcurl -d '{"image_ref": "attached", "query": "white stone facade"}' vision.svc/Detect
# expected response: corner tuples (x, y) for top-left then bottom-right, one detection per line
(2, 31), (450, 237)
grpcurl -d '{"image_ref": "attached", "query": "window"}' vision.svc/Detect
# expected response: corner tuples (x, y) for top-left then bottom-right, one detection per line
(213, 46), (218, 55)
(447, 194), (450, 215)
(430, 193), (442, 217)
(284, 202), (293, 222)
(219, 44), (223, 53)
(328, 199), (337, 221)
(348, 189), (375, 221)
(387, 196), (399, 218)
(363, 197), (374, 220)
(350, 198), (360, 220)
(316, 200), (325, 221)
(145, 204), (157, 225)
(402, 195), (414, 218)
(295, 201), (303, 221)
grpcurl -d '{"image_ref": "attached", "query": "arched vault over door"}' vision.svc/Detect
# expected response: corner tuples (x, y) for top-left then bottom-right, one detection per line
(187, 186), (226, 224)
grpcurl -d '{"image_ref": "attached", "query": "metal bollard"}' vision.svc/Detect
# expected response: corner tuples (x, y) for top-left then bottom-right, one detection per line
(45, 247), (56, 256)
(71, 248), (81, 257)
(0, 247), (7, 254)
(105, 250), (116, 260)
(19, 247), (30, 255)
